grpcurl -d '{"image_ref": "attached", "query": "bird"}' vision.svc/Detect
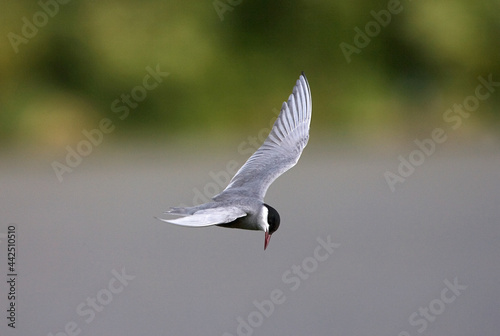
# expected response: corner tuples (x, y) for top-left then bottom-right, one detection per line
(156, 72), (312, 250)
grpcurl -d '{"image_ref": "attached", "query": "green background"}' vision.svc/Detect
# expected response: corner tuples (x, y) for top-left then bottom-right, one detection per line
(1, 0), (499, 152)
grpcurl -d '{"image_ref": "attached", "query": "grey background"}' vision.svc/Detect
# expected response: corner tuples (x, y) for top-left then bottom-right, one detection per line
(1, 138), (499, 336)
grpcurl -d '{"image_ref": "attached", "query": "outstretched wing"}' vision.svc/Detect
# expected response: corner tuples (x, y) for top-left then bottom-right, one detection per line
(155, 206), (247, 227)
(214, 72), (312, 202)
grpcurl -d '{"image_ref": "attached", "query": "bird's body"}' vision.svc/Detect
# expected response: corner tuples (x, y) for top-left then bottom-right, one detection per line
(157, 73), (312, 249)
(166, 198), (264, 231)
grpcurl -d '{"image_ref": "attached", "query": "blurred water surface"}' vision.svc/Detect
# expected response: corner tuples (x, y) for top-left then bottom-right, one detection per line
(1, 140), (499, 335)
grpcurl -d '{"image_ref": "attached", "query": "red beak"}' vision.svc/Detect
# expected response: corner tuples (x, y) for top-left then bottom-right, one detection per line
(264, 230), (271, 250)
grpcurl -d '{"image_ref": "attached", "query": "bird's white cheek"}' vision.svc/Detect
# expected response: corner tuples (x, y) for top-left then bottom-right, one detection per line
(259, 206), (269, 231)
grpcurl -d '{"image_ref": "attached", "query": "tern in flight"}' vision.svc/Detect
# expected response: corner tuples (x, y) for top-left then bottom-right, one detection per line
(157, 73), (312, 250)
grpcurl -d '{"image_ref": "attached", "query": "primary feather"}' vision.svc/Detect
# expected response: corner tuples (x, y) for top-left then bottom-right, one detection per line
(214, 73), (312, 201)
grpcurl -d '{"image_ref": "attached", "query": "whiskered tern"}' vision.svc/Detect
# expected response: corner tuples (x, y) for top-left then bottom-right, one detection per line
(157, 73), (312, 250)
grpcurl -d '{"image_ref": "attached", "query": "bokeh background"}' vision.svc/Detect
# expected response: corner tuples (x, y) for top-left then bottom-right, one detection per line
(1, 1), (499, 336)
(1, 0), (500, 150)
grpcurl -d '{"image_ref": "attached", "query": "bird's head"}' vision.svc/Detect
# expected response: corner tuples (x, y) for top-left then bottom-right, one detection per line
(262, 204), (280, 250)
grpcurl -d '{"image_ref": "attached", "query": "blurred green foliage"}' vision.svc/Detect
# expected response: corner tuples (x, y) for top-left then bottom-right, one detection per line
(0, 0), (499, 150)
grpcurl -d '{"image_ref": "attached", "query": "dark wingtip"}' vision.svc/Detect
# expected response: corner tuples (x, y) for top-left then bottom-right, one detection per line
(300, 72), (309, 86)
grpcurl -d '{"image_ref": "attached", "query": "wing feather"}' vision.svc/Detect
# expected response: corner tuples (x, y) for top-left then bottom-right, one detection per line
(214, 73), (312, 201)
(156, 206), (247, 227)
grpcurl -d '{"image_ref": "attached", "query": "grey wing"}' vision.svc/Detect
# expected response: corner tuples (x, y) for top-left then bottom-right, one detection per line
(214, 72), (312, 201)
(156, 206), (247, 227)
